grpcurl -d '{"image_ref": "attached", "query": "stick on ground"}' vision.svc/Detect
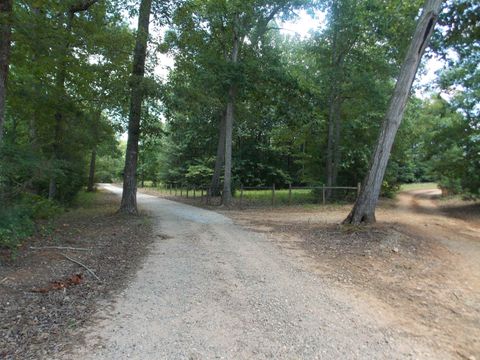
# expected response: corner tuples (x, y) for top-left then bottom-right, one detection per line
(30, 246), (91, 251)
(61, 254), (102, 282)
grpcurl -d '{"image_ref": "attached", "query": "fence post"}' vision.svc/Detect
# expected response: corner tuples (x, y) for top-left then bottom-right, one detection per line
(288, 183), (292, 205)
(272, 183), (275, 206)
(201, 188), (204, 201)
(175, 184), (177, 196)
(186, 187), (189, 198)
(357, 182), (361, 197)
(193, 187), (196, 199)
(322, 184), (326, 205)
(240, 184), (244, 207)
(169, 184), (172, 195)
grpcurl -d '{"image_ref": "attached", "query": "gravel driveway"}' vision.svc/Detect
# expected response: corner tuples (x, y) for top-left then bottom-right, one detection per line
(63, 184), (439, 359)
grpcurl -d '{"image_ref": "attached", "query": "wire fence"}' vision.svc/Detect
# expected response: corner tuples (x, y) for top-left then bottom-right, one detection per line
(141, 182), (361, 208)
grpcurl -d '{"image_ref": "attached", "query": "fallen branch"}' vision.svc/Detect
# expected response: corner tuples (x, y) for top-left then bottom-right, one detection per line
(61, 254), (101, 282)
(30, 246), (90, 252)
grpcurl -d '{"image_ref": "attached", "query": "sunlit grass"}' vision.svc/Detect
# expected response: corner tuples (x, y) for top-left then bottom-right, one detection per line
(73, 190), (97, 208)
(237, 188), (317, 205)
(399, 182), (438, 191)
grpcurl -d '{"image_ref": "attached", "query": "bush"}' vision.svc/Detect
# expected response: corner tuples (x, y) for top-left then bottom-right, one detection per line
(0, 196), (62, 253)
(0, 205), (36, 252)
(438, 176), (462, 196)
(20, 194), (63, 219)
(381, 180), (400, 198)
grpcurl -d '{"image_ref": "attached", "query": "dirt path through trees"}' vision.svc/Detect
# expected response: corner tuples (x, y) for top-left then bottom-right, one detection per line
(393, 189), (480, 275)
(62, 184), (442, 359)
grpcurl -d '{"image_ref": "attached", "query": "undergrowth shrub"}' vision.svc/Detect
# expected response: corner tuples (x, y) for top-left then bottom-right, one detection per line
(0, 196), (62, 254)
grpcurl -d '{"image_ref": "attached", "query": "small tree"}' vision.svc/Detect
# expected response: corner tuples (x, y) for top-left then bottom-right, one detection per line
(119, 0), (153, 214)
(344, 0), (443, 224)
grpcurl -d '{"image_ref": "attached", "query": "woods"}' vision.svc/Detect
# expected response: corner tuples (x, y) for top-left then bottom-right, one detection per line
(0, 0), (478, 246)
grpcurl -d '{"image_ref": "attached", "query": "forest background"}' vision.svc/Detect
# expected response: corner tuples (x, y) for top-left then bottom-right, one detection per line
(0, 0), (478, 246)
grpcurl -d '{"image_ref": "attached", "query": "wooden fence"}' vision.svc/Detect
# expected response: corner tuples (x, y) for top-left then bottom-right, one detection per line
(150, 182), (361, 207)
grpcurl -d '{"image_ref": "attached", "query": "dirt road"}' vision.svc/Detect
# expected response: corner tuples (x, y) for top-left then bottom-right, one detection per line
(62, 184), (441, 359)
(391, 188), (480, 275)
(218, 188), (480, 359)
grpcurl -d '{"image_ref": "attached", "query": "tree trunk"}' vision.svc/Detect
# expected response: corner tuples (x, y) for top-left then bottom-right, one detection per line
(0, 0), (13, 144)
(326, 88), (341, 198)
(119, 0), (152, 215)
(344, 0), (442, 225)
(222, 20), (240, 207)
(325, 2), (344, 200)
(210, 110), (226, 196)
(87, 148), (96, 192)
(29, 6), (41, 149)
(49, 1), (98, 200)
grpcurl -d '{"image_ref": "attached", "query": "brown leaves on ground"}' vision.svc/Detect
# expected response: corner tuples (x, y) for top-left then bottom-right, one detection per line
(31, 273), (83, 293)
(0, 191), (154, 359)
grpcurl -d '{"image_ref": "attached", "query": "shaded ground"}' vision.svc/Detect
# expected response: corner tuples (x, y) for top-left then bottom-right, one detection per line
(220, 189), (480, 359)
(0, 191), (153, 359)
(63, 185), (441, 359)
(3, 186), (478, 359)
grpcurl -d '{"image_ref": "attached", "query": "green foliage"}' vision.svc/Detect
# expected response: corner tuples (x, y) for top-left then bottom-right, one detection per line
(0, 195), (62, 252)
(158, 0), (433, 195)
(412, 96), (480, 197)
(0, 206), (35, 252)
(20, 193), (63, 219)
(185, 162), (214, 186)
(1, 0), (477, 217)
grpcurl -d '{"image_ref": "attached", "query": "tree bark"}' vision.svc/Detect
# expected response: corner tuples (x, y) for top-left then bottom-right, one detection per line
(344, 0), (443, 225)
(222, 17), (240, 207)
(325, 2), (345, 200)
(29, 6), (41, 149)
(326, 87), (341, 197)
(210, 110), (226, 196)
(119, 0), (153, 214)
(0, 0), (13, 144)
(48, 0), (99, 200)
(87, 148), (96, 192)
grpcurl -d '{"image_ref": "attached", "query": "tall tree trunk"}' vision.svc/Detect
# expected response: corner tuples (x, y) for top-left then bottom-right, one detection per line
(49, 10), (73, 200)
(119, 0), (152, 214)
(87, 148), (96, 192)
(325, 2), (344, 200)
(210, 110), (226, 196)
(222, 20), (240, 207)
(0, 0), (13, 144)
(344, 0), (442, 225)
(29, 6), (41, 149)
(332, 105), (342, 187)
(326, 88), (341, 198)
(49, 1), (98, 199)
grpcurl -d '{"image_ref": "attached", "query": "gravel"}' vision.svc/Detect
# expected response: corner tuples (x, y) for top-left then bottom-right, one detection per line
(63, 184), (441, 359)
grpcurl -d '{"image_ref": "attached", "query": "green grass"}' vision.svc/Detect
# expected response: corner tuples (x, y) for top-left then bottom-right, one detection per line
(399, 182), (438, 191)
(237, 188), (317, 205)
(142, 184), (357, 206)
(73, 190), (97, 208)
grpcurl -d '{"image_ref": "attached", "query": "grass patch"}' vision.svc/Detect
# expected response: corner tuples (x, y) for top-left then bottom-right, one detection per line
(400, 182), (438, 191)
(237, 188), (318, 205)
(73, 190), (98, 208)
